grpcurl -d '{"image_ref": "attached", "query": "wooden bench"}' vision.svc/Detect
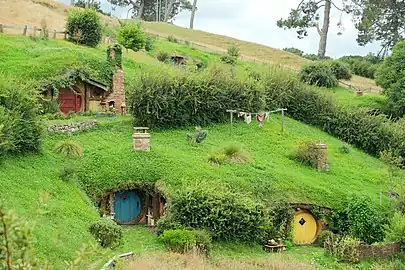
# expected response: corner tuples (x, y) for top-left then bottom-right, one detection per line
(263, 244), (286, 253)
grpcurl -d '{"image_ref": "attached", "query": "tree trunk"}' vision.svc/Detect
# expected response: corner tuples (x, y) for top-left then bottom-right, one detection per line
(164, 0), (175, 22)
(317, 0), (331, 58)
(190, 0), (198, 29)
(137, 0), (145, 19)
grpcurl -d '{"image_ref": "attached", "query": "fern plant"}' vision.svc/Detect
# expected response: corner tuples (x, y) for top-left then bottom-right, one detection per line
(186, 127), (208, 145)
(54, 140), (84, 158)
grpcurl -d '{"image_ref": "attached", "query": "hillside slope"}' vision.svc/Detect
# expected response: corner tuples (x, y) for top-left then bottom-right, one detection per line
(0, 0), (381, 93)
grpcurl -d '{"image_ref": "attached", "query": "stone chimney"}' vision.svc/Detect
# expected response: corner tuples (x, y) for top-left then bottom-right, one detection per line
(105, 46), (126, 114)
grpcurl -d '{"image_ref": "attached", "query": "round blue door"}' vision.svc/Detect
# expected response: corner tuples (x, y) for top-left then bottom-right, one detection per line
(114, 191), (141, 223)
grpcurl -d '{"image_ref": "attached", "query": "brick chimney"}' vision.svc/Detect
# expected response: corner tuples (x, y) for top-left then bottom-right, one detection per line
(105, 46), (126, 114)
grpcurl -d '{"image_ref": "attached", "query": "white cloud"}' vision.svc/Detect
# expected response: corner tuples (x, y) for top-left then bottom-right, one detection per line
(58, 0), (381, 57)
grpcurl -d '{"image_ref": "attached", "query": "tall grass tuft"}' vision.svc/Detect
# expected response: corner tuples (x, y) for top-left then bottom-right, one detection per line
(54, 140), (84, 158)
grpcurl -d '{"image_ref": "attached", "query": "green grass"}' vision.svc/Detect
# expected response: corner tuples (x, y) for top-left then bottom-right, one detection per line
(328, 87), (387, 110)
(61, 115), (392, 208)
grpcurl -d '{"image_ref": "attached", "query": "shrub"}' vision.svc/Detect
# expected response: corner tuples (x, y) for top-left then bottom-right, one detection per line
(327, 61), (352, 80)
(0, 82), (42, 156)
(346, 195), (385, 244)
(299, 62), (338, 88)
(227, 45), (240, 58)
(89, 218), (123, 248)
(220, 55), (237, 65)
(54, 140), (84, 158)
(117, 23), (146, 52)
(326, 235), (360, 263)
(145, 35), (156, 52)
(168, 35), (178, 43)
(159, 229), (196, 253)
(193, 229), (212, 256)
(156, 51), (170, 62)
(168, 188), (271, 242)
(66, 9), (102, 47)
(269, 201), (295, 240)
(316, 230), (334, 247)
(283, 47), (304, 57)
(59, 161), (77, 182)
(208, 152), (227, 165)
(186, 126), (208, 144)
(295, 140), (323, 168)
(303, 53), (320, 61)
(384, 212), (405, 244)
(338, 143), (350, 154)
(156, 215), (185, 236)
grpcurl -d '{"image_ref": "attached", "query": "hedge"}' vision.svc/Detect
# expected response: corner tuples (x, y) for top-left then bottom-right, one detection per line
(130, 65), (405, 160)
(165, 188), (272, 243)
(0, 81), (42, 156)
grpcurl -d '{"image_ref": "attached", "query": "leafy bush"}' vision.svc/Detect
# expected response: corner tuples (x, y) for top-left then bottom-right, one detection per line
(327, 61), (352, 80)
(220, 55), (237, 65)
(347, 196), (385, 244)
(340, 55), (379, 79)
(145, 35), (156, 52)
(54, 140), (84, 158)
(60, 161), (77, 182)
(339, 143), (350, 154)
(89, 218), (123, 248)
(159, 229), (212, 255)
(167, 188), (271, 242)
(66, 9), (102, 47)
(303, 53), (320, 61)
(186, 126), (208, 144)
(325, 234), (360, 263)
(227, 45), (240, 58)
(283, 47), (304, 57)
(156, 215), (185, 236)
(168, 35), (178, 43)
(384, 212), (405, 244)
(299, 62), (338, 88)
(117, 23), (146, 52)
(295, 140), (324, 168)
(269, 201), (295, 240)
(316, 230), (334, 247)
(0, 82), (42, 156)
(156, 51), (170, 62)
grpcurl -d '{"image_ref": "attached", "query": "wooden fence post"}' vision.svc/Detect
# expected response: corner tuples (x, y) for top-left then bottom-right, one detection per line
(53, 30), (56, 39)
(33, 26), (36, 37)
(0, 24), (3, 33)
(23, 25), (27, 36)
(64, 31), (67, 40)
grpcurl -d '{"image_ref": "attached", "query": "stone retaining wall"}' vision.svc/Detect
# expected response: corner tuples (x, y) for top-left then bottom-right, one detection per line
(47, 120), (98, 133)
(358, 242), (401, 260)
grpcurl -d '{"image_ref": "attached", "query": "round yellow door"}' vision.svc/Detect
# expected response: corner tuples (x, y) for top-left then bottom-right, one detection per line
(293, 211), (317, 244)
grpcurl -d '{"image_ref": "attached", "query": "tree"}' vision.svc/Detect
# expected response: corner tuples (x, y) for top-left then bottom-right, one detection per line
(351, 0), (405, 56)
(375, 41), (405, 116)
(277, 0), (352, 58)
(117, 23), (146, 52)
(189, 0), (197, 29)
(72, 0), (111, 16)
(108, 0), (192, 21)
(66, 9), (102, 47)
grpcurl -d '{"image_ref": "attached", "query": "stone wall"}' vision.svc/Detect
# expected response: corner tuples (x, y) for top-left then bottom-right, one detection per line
(358, 243), (401, 260)
(47, 120), (97, 133)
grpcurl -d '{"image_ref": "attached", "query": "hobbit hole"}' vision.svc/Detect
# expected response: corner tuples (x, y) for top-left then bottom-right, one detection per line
(290, 203), (330, 245)
(99, 187), (166, 226)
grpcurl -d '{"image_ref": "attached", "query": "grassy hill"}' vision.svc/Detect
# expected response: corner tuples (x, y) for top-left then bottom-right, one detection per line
(0, 0), (382, 93)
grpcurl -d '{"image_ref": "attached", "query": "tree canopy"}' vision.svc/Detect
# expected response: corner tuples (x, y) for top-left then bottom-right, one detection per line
(108, 0), (192, 21)
(277, 0), (352, 58)
(351, 0), (405, 56)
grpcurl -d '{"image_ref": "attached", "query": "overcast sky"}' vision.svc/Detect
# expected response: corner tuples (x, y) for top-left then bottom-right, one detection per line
(59, 0), (381, 58)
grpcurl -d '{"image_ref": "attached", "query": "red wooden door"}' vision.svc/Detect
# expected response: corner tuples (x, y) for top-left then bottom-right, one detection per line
(57, 89), (82, 114)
